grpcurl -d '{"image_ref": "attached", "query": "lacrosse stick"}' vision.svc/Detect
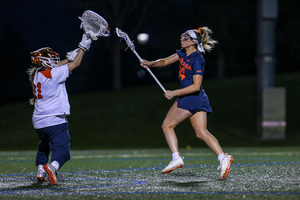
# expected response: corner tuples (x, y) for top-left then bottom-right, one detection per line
(79, 10), (110, 40)
(115, 28), (166, 93)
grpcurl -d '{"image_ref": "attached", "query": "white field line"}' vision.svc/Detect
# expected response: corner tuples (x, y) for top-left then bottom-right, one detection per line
(0, 151), (299, 161)
(70, 151), (300, 159)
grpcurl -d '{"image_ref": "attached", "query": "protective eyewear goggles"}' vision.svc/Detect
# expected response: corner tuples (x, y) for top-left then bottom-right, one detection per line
(180, 33), (191, 41)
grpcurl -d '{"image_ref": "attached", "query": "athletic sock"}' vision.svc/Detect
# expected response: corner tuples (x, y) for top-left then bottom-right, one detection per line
(218, 153), (225, 162)
(51, 161), (59, 171)
(172, 152), (180, 160)
(38, 164), (45, 172)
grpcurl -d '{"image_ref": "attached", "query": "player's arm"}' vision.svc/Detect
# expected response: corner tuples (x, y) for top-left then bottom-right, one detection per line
(140, 53), (179, 68)
(59, 49), (79, 67)
(164, 75), (203, 100)
(66, 33), (92, 72)
(59, 59), (69, 65)
(67, 49), (85, 72)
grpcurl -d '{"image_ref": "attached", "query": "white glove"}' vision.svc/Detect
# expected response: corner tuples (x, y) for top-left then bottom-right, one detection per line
(78, 33), (92, 52)
(66, 48), (80, 62)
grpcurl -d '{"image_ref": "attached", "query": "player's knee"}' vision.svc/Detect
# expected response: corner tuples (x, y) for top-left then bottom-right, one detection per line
(196, 133), (203, 140)
(195, 129), (208, 140)
(162, 121), (175, 133)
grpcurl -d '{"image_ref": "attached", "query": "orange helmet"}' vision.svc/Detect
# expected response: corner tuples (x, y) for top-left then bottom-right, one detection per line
(30, 47), (60, 68)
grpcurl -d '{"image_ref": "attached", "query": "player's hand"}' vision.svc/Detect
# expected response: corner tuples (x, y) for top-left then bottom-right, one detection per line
(164, 90), (176, 100)
(66, 48), (80, 62)
(78, 33), (92, 52)
(140, 59), (152, 69)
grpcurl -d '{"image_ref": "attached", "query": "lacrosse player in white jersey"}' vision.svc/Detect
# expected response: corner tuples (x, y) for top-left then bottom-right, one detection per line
(27, 33), (92, 185)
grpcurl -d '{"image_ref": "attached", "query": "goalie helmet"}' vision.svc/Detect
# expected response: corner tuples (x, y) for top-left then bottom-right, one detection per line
(30, 47), (60, 68)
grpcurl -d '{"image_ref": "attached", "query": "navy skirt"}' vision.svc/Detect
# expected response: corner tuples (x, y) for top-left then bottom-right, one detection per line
(177, 89), (212, 115)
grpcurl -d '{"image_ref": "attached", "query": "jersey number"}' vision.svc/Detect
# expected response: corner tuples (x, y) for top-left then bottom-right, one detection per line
(33, 82), (43, 99)
(179, 67), (186, 80)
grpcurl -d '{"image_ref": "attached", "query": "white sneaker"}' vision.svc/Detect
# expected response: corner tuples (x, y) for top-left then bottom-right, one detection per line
(36, 169), (46, 182)
(162, 157), (184, 174)
(218, 154), (234, 179)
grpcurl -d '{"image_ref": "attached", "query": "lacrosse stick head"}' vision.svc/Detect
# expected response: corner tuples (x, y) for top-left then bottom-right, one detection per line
(79, 10), (110, 40)
(115, 28), (135, 51)
(30, 47), (60, 68)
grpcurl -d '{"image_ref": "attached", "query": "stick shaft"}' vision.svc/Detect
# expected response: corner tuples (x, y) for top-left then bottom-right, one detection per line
(133, 50), (166, 93)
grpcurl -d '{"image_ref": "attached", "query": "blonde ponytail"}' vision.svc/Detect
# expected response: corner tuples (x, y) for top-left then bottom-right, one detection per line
(194, 26), (218, 52)
(27, 66), (38, 105)
(198, 26), (218, 51)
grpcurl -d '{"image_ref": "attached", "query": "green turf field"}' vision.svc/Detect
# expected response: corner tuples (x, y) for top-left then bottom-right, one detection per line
(1, 147), (299, 200)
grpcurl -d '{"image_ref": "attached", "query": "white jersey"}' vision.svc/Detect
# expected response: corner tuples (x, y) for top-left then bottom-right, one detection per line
(32, 65), (70, 129)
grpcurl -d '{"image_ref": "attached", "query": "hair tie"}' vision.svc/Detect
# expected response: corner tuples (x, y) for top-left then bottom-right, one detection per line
(197, 27), (202, 34)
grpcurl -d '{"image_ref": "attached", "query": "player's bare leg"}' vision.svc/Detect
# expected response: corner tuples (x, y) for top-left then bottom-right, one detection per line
(190, 111), (234, 179)
(189, 111), (223, 156)
(162, 102), (192, 153)
(161, 102), (191, 173)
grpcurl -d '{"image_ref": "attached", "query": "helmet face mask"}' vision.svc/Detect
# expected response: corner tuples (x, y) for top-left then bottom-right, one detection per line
(30, 47), (60, 68)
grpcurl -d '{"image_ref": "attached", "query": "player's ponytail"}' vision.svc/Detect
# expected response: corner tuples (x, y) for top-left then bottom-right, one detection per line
(197, 27), (218, 52)
(27, 66), (38, 105)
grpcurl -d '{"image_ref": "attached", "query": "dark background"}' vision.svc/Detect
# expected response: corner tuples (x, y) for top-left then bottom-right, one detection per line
(0, 0), (299, 105)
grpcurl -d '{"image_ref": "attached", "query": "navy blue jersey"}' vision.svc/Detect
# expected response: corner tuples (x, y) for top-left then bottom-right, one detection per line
(176, 49), (212, 114)
(176, 49), (205, 88)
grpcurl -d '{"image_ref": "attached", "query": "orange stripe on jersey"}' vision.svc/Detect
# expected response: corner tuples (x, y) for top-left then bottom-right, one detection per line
(40, 69), (52, 78)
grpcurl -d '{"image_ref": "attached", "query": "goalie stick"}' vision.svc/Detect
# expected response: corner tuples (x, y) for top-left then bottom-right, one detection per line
(79, 10), (110, 40)
(115, 28), (166, 93)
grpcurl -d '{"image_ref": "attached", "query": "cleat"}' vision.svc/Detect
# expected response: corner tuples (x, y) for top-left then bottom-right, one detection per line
(218, 154), (234, 179)
(36, 169), (46, 182)
(43, 164), (57, 185)
(162, 157), (184, 174)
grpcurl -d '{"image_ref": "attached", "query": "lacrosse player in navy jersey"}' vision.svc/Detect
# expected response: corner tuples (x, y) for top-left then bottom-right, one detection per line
(27, 33), (92, 184)
(140, 27), (234, 180)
